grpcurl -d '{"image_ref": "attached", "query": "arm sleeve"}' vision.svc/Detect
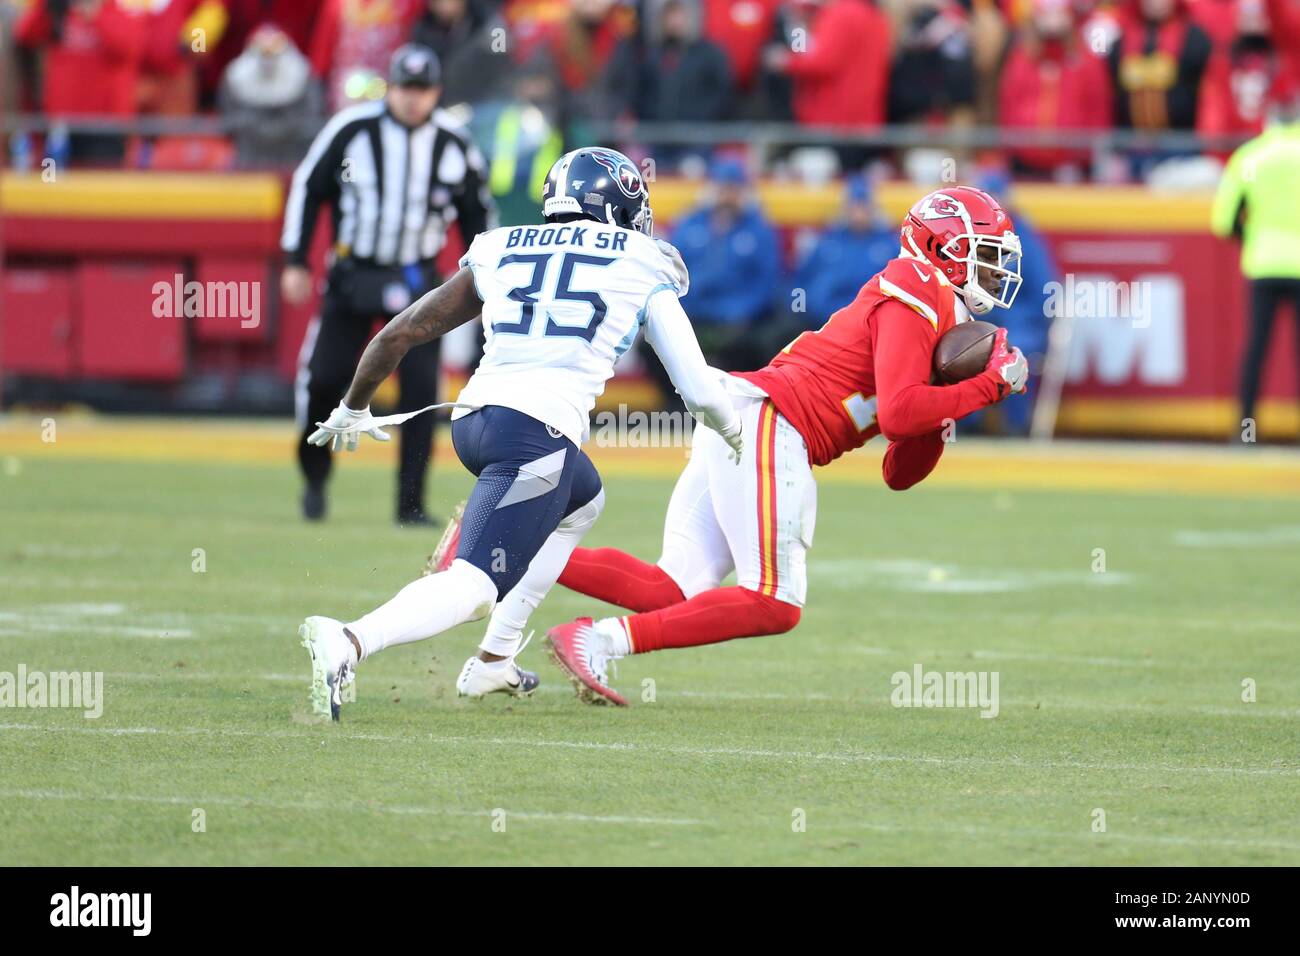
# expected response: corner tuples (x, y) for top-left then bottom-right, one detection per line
(281, 119), (344, 265)
(644, 289), (739, 439)
(1210, 147), (1247, 240)
(881, 429), (946, 491)
(872, 300), (1002, 440)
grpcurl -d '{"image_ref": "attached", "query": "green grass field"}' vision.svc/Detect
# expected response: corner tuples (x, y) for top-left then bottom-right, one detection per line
(1, 421), (1298, 865)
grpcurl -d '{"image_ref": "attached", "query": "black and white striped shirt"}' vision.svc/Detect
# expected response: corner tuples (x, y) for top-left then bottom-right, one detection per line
(281, 101), (496, 268)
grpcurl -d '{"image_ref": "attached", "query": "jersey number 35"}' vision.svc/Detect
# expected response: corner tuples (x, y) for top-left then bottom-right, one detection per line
(494, 252), (614, 343)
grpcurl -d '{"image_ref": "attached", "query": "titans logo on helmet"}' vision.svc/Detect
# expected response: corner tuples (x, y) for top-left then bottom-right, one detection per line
(588, 148), (644, 199)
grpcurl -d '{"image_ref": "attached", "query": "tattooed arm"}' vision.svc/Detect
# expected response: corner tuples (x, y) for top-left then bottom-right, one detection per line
(342, 268), (482, 410)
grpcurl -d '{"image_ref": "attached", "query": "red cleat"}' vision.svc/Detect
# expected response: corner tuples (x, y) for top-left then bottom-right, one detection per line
(544, 617), (628, 707)
(423, 500), (465, 576)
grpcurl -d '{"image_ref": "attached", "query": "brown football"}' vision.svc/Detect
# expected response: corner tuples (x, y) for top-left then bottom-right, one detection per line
(933, 320), (998, 385)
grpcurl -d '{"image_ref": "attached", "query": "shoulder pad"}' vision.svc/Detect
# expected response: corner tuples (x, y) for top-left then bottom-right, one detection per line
(876, 258), (950, 331)
(652, 238), (690, 297)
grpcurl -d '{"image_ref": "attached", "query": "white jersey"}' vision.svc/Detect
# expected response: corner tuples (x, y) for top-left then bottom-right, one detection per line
(454, 221), (690, 446)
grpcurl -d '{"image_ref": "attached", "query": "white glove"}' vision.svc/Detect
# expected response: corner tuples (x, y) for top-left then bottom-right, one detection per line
(1002, 348), (1029, 395)
(307, 403), (392, 452)
(984, 328), (1029, 397)
(718, 415), (744, 464)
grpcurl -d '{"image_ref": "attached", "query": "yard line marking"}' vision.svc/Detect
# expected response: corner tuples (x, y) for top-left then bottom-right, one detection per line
(5, 788), (1293, 851)
(68, 673), (1300, 717)
(972, 649), (1155, 668)
(0, 623), (194, 639)
(2, 722), (1295, 777)
(825, 821), (1300, 853)
(1175, 526), (1300, 548)
(0, 789), (704, 827)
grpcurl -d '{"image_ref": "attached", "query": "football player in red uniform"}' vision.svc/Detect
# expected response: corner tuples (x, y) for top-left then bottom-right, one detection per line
(478, 186), (1030, 705)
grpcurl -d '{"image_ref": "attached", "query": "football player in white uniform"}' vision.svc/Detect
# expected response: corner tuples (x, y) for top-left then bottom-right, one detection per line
(299, 147), (742, 719)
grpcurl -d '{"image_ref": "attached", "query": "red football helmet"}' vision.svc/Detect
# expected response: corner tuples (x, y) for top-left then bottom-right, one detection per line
(900, 186), (1023, 316)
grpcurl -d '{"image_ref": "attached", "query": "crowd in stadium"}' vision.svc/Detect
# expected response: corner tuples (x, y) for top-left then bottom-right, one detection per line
(5, 0), (1300, 180)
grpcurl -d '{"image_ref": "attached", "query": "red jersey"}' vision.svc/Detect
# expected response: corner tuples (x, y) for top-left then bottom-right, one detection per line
(736, 257), (1003, 486)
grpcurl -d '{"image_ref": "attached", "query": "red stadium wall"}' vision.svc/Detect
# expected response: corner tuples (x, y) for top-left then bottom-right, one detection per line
(1, 173), (1295, 438)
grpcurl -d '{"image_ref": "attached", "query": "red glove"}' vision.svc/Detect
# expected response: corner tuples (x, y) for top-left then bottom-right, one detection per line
(984, 328), (1028, 400)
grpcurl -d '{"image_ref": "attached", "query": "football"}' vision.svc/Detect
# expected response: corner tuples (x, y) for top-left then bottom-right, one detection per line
(933, 320), (998, 384)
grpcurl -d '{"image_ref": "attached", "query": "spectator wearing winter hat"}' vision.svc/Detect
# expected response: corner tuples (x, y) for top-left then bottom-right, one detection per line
(218, 22), (323, 167)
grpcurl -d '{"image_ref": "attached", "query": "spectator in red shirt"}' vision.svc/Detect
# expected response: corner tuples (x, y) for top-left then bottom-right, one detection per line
(1000, 0), (1113, 176)
(703, 0), (780, 93)
(1264, 0), (1300, 83)
(310, 0), (423, 110)
(762, 0), (891, 129)
(15, 0), (143, 116)
(136, 0), (230, 116)
(1198, 0), (1295, 140)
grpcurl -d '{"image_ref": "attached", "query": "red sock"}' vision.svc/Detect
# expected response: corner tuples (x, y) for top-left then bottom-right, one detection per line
(624, 587), (801, 654)
(558, 547), (685, 612)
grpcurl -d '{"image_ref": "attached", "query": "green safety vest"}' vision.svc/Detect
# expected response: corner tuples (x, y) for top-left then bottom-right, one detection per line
(1211, 122), (1300, 279)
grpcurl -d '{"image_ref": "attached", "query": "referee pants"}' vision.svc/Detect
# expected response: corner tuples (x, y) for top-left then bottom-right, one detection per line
(1239, 278), (1300, 430)
(296, 286), (440, 517)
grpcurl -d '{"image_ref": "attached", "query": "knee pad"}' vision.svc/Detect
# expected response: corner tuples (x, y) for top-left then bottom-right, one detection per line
(752, 590), (801, 634)
(559, 488), (605, 535)
(448, 558), (498, 621)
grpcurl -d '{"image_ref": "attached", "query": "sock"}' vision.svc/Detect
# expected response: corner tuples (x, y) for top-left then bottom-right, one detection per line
(479, 491), (605, 658)
(348, 559), (497, 660)
(594, 617), (633, 657)
(557, 547), (686, 612)
(619, 587), (801, 654)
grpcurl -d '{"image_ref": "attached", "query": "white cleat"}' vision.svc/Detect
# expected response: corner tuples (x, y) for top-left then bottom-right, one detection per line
(456, 631), (539, 698)
(299, 615), (357, 721)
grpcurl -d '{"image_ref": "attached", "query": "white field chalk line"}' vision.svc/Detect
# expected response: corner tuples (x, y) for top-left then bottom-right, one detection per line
(0, 624), (194, 639)
(971, 650), (1156, 667)
(823, 821), (1300, 853)
(0, 789), (703, 827)
(3, 789), (1294, 851)
(91, 672), (1300, 716)
(2, 722), (1295, 777)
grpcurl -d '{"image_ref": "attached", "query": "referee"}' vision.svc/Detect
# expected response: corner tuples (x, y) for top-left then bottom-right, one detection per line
(281, 43), (496, 524)
(1212, 90), (1300, 442)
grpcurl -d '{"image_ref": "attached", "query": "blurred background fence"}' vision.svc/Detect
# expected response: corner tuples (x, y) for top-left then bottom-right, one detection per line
(2, 0), (1298, 441)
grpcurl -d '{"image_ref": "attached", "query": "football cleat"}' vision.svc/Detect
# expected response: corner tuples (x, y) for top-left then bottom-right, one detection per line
(422, 499), (465, 576)
(299, 615), (357, 721)
(456, 656), (540, 698)
(544, 617), (627, 707)
(456, 629), (539, 698)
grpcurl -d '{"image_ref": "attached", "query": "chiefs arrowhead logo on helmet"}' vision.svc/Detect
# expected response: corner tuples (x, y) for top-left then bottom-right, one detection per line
(917, 193), (966, 222)
(901, 186), (1023, 317)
